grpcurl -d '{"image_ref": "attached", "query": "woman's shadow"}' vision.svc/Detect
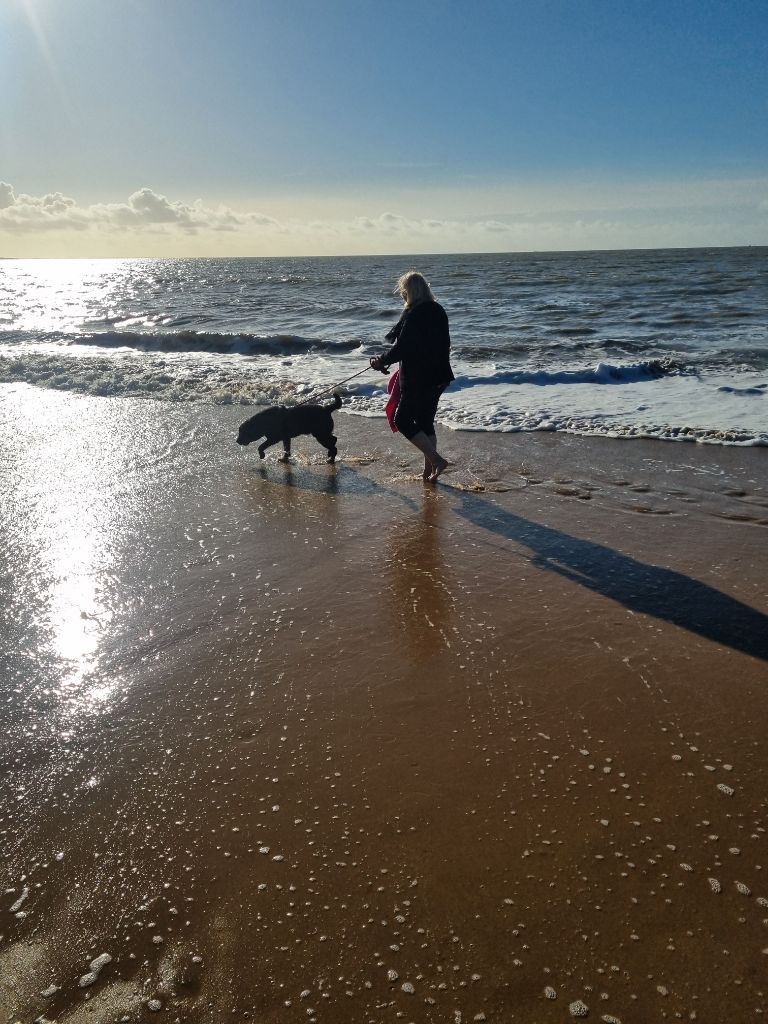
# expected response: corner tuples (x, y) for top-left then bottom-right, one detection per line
(455, 492), (768, 662)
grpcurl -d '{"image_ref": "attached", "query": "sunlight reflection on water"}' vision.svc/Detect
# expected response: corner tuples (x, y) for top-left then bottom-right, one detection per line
(5, 386), (125, 719)
(1, 258), (134, 334)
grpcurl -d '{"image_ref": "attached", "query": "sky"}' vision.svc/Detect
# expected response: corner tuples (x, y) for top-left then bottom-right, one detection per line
(1, 0), (767, 257)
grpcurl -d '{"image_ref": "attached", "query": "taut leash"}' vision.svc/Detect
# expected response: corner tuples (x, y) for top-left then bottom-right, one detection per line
(293, 364), (373, 407)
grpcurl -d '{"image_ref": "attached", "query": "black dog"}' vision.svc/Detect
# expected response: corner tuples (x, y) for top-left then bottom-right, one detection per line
(236, 392), (341, 462)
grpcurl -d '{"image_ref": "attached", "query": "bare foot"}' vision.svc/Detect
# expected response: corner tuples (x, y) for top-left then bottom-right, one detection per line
(427, 456), (448, 482)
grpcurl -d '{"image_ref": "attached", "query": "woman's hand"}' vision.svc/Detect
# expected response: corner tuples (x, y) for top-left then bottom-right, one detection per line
(370, 355), (386, 372)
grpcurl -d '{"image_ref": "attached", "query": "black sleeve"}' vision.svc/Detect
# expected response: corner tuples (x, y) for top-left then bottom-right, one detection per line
(380, 339), (402, 368)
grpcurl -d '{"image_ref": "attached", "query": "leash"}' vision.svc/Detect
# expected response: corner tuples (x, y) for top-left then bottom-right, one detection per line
(293, 364), (374, 407)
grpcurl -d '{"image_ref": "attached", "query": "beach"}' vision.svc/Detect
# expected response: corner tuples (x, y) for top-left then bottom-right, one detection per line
(1, 384), (767, 1023)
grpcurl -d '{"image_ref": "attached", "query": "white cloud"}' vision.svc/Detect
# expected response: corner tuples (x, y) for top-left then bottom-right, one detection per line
(119, 187), (195, 226)
(0, 185), (283, 235)
(0, 187), (91, 232)
(0, 180), (765, 255)
(0, 184), (540, 241)
(0, 182), (15, 210)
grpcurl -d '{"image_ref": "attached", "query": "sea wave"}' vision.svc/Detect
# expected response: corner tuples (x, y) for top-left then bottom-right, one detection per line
(2, 351), (765, 447)
(75, 330), (364, 356)
(443, 410), (767, 447)
(450, 359), (681, 390)
(0, 351), (288, 405)
(0, 329), (363, 356)
(1, 247), (765, 448)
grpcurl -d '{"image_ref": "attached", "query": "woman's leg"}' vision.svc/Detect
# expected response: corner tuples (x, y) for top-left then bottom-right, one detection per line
(422, 432), (437, 478)
(422, 435), (448, 480)
(394, 388), (448, 481)
(409, 432), (447, 481)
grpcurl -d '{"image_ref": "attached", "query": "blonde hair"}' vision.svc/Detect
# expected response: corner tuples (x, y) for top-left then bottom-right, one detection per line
(395, 271), (435, 307)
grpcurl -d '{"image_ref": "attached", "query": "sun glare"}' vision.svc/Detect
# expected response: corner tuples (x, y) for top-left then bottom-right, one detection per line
(2, 259), (130, 334)
(18, 0), (53, 56)
(8, 385), (123, 721)
(14, 0), (71, 115)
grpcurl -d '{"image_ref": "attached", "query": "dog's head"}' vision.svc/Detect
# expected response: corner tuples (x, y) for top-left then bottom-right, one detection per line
(236, 409), (269, 446)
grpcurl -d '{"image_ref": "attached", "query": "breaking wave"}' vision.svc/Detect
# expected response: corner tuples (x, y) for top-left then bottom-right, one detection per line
(451, 359), (682, 390)
(1, 329), (363, 356)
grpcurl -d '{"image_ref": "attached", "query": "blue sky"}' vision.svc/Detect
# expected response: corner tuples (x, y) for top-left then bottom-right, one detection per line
(1, 0), (766, 255)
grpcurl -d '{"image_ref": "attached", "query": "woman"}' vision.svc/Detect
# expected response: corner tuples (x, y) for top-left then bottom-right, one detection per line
(370, 271), (455, 481)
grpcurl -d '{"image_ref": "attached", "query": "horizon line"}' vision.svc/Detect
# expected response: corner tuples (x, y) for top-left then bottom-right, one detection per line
(1, 242), (765, 262)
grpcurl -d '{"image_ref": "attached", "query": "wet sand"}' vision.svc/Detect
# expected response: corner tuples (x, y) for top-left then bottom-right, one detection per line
(1, 384), (767, 1023)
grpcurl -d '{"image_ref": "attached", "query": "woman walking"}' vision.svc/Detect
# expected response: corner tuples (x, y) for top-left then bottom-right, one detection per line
(370, 271), (455, 481)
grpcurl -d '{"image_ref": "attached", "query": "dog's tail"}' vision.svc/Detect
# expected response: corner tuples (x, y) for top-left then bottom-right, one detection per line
(326, 391), (342, 410)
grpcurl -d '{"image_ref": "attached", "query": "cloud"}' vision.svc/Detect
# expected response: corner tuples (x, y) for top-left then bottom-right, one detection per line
(298, 212), (483, 239)
(0, 186), (93, 232)
(0, 184), (283, 235)
(0, 182), (15, 210)
(1, 180), (764, 255)
(0, 184), (521, 242)
(119, 187), (196, 226)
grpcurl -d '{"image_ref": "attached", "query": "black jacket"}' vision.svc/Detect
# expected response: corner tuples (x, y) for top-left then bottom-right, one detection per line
(381, 300), (455, 392)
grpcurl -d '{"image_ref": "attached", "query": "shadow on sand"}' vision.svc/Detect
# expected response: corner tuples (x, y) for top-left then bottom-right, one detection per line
(455, 492), (768, 662)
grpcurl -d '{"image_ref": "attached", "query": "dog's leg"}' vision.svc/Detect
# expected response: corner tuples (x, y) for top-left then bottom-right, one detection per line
(314, 431), (337, 463)
(278, 438), (292, 463)
(258, 436), (280, 459)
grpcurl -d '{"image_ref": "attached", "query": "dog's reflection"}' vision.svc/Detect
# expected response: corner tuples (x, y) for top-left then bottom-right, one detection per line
(387, 495), (452, 662)
(254, 460), (339, 496)
(253, 460), (420, 507)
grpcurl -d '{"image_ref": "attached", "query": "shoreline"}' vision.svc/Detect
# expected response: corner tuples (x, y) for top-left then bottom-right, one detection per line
(2, 386), (767, 1022)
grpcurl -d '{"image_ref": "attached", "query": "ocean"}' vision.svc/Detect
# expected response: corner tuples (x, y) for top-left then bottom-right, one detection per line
(1, 247), (765, 445)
